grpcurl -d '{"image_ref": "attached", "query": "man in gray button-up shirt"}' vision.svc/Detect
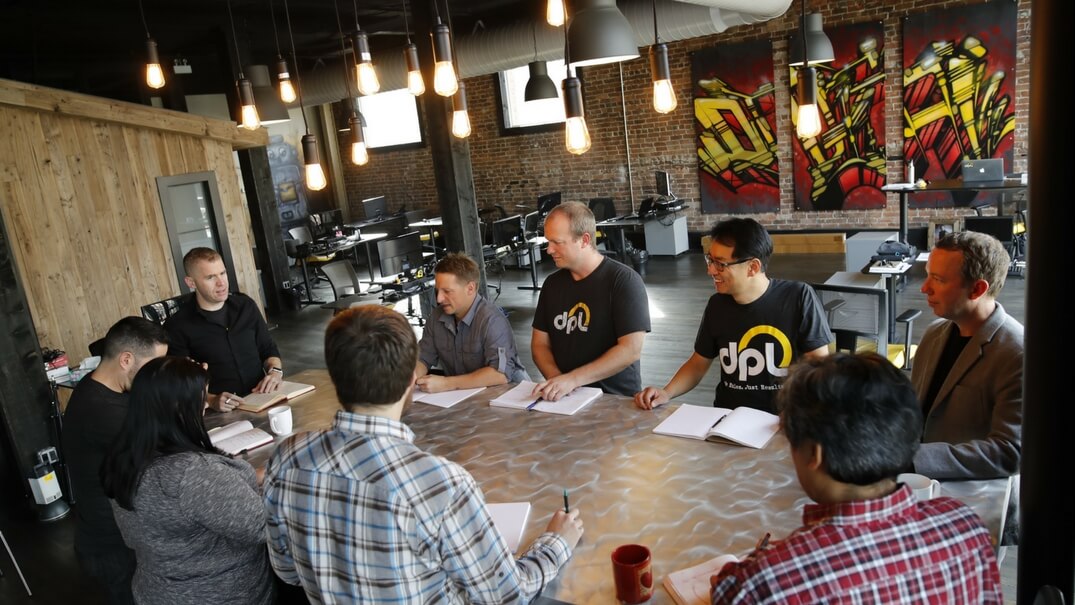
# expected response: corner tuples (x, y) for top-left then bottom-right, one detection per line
(416, 253), (530, 392)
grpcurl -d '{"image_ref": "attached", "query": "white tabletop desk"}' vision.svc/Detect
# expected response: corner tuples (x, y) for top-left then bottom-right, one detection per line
(408, 217), (443, 260)
(207, 369), (1010, 604)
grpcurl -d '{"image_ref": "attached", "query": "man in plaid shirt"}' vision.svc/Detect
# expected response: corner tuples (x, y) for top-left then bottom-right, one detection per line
(263, 306), (584, 603)
(710, 352), (1002, 604)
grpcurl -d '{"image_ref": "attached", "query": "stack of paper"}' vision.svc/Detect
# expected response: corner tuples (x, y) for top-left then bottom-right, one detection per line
(664, 554), (740, 605)
(413, 387), (485, 408)
(489, 381), (601, 416)
(487, 502), (531, 553)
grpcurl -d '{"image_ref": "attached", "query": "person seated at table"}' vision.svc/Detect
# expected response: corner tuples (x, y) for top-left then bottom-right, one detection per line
(532, 201), (651, 400)
(100, 356), (274, 605)
(263, 306), (584, 602)
(709, 352), (1001, 604)
(913, 231), (1023, 480)
(62, 316), (168, 605)
(165, 247), (283, 412)
(635, 218), (830, 413)
(415, 252), (529, 392)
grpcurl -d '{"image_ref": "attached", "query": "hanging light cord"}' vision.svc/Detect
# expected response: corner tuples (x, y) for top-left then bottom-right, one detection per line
(269, 0), (283, 58)
(444, 0), (459, 74)
(652, 0), (659, 45)
(531, 22), (538, 61)
(283, 0), (310, 134)
(563, 8), (572, 76)
(800, 0), (808, 65)
(138, 0), (151, 39)
(334, 0), (356, 101)
(402, 0), (412, 44)
(226, 0), (246, 79)
(352, 0), (361, 33)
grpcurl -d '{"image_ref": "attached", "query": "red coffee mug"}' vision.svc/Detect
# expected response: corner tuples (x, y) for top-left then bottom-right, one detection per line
(611, 543), (653, 603)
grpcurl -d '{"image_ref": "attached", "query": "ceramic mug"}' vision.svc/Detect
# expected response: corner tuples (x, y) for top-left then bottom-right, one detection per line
(268, 405), (293, 435)
(611, 544), (653, 603)
(898, 472), (940, 501)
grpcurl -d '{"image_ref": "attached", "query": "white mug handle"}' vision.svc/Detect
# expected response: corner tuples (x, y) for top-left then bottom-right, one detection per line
(929, 479), (941, 498)
(270, 415), (283, 434)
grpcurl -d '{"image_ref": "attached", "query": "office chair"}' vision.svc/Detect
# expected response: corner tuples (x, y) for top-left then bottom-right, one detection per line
(287, 226), (335, 284)
(588, 197), (618, 257)
(140, 294), (187, 325)
(319, 260), (366, 301)
(811, 282), (922, 370)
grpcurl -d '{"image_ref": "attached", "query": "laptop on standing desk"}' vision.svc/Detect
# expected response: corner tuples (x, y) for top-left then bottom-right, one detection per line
(961, 159), (1005, 186)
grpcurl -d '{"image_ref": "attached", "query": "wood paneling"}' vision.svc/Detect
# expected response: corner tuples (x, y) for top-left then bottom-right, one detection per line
(0, 78), (269, 361)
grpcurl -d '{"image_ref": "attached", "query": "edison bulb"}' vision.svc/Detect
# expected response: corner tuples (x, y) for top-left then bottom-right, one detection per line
(796, 103), (822, 138)
(279, 79), (297, 103)
(546, 0), (565, 27)
(305, 163), (327, 191)
(146, 63), (165, 89)
(434, 61), (458, 96)
(653, 79), (678, 114)
(564, 116), (591, 155)
(240, 104), (261, 130)
(351, 141), (368, 166)
(451, 110), (471, 139)
(355, 62), (380, 96)
(407, 69), (426, 96)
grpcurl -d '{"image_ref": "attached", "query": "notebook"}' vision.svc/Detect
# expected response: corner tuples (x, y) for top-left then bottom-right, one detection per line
(664, 554), (740, 605)
(487, 502), (531, 553)
(652, 404), (780, 449)
(413, 387), (485, 408)
(489, 381), (602, 416)
(208, 420), (274, 456)
(961, 158), (1004, 184)
(237, 380), (316, 413)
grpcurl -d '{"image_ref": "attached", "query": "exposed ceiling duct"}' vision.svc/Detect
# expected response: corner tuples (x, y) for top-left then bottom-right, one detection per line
(299, 0), (792, 107)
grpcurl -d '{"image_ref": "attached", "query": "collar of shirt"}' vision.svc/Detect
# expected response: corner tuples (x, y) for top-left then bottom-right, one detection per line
(333, 409), (415, 444)
(191, 293), (236, 320)
(438, 293), (485, 332)
(801, 484), (916, 528)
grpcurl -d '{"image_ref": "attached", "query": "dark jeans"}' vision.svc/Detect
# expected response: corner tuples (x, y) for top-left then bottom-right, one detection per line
(76, 544), (136, 605)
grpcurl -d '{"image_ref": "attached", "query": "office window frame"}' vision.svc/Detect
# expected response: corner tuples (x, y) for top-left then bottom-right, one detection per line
(496, 60), (572, 136)
(354, 90), (426, 151)
(155, 171), (239, 292)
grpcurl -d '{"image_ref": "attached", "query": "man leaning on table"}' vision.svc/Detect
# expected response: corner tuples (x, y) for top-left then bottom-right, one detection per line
(912, 230), (1023, 480)
(415, 252), (530, 393)
(165, 247), (283, 412)
(636, 218), (830, 413)
(531, 201), (651, 400)
(709, 352), (1001, 604)
(263, 305), (584, 603)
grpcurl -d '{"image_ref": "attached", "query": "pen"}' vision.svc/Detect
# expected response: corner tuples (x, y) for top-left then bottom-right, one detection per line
(525, 398), (544, 411)
(757, 532), (771, 551)
(563, 489), (570, 513)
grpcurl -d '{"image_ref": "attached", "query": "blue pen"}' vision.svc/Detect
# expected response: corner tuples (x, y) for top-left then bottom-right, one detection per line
(525, 398), (543, 411)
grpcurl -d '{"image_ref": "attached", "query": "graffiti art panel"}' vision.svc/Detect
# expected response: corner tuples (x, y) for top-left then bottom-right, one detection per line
(693, 40), (779, 214)
(790, 21), (886, 211)
(903, 0), (1017, 208)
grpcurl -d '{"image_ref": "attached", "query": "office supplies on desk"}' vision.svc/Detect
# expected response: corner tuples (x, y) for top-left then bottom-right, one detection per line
(490, 381), (601, 416)
(663, 554), (740, 605)
(867, 259), (912, 274)
(413, 387), (485, 408)
(237, 380), (316, 412)
(487, 502), (531, 553)
(207, 421), (273, 456)
(652, 404), (779, 449)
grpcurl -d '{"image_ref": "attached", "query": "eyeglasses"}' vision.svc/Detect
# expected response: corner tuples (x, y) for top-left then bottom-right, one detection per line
(703, 255), (754, 271)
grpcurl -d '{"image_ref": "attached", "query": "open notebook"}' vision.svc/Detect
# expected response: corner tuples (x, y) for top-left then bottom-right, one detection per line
(237, 380), (316, 413)
(489, 381), (601, 416)
(207, 420), (273, 456)
(664, 554), (740, 605)
(487, 502), (531, 553)
(653, 404), (779, 449)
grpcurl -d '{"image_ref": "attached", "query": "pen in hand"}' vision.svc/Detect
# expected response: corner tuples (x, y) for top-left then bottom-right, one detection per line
(563, 489), (570, 513)
(756, 532), (771, 551)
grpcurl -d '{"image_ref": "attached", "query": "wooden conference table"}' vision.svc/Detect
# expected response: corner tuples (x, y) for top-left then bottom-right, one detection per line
(206, 369), (1010, 604)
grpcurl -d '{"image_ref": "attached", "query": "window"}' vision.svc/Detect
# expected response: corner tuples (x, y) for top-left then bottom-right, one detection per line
(499, 60), (567, 130)
(355, 89), (423, 148)
(155, 171), (238, 291)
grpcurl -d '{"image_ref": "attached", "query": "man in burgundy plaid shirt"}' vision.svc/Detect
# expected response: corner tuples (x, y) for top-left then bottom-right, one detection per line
(710, 352), (1002, 604)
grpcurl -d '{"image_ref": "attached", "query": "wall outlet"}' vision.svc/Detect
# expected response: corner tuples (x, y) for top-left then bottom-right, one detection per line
(282, 280), (291, 289)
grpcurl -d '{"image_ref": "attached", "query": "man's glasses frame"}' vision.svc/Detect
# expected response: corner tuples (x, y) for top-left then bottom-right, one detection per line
(703, 255), (754, 271)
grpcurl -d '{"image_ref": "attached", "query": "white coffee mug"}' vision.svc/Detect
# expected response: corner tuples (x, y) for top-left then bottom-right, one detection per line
(897, 472), (940, 501)
(268, 405), (293, 436)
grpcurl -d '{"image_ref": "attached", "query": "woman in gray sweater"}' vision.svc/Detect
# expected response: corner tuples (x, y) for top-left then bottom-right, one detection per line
(101, 356), (274, 605)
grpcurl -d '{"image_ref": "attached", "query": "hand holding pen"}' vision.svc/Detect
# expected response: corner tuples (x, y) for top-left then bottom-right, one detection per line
(546, 488), (584, 550)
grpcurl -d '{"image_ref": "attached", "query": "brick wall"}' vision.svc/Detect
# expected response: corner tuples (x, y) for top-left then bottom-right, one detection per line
(340, 0), (1031, 235)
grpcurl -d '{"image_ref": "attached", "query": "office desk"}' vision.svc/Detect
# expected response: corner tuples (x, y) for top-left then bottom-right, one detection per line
(882, 179), (1027, 243)
(409, 217), (444, 260)
(860, 260), (915, 342)
(518, 236), (547, 291)
(597, 206), (691, 262)
(207, 369), (1008, 602)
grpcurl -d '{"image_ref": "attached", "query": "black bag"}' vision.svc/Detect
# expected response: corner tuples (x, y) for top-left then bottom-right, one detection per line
(875, 240), (916, 260)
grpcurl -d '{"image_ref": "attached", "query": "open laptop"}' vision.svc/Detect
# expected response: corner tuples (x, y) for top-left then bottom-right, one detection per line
(961, 158), (1005, 185)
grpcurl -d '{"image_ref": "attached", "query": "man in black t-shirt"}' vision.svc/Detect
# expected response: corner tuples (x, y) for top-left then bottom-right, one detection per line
(532, 202), (651, 398)
(635, 218), (831, 413)
(62, 316), (168, 604)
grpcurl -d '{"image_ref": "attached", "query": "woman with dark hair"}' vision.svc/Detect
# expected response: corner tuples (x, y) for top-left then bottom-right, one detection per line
(101, 356), (274, 605)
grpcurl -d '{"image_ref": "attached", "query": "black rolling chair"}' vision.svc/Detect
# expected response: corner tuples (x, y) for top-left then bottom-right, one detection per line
(140, 294), (188, 325)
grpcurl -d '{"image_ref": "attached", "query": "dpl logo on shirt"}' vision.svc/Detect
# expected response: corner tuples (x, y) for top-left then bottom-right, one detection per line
(553, 302), (591, 335)
(718, 325), (793, 381)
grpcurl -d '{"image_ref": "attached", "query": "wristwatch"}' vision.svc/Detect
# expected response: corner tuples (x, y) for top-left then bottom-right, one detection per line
(267, 367), (283, 375)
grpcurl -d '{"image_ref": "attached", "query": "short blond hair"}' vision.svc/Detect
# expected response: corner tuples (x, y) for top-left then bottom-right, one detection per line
(547, 201), (596, 242)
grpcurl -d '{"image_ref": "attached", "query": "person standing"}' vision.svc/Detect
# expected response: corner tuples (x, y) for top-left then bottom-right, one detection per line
(531, 202), (650, 399)
(62, 316), (168, 605)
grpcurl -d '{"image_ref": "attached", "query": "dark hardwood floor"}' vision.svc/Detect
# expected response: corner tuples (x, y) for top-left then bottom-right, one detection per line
(0, 249), (1025, 604)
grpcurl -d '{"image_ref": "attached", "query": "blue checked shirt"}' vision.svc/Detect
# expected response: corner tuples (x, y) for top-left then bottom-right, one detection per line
(263, 410), (572, 604)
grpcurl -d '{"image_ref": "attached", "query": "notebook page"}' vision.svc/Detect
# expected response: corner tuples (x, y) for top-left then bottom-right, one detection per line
(414, 387), (485, 408)
(653, 405), (732, 440)
(487, 502), (531, 553)
(709, 407), (779, 449)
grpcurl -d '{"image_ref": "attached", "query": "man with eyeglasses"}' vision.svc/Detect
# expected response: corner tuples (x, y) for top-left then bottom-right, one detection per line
(634, 218), (831, 413)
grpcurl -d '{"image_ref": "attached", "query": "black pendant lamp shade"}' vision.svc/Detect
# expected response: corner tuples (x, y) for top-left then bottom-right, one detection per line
(525, 61), (559, 101)
(567, 0), (640, 68)
(789, 13), (834, 66)
(247, 64), (290, 123)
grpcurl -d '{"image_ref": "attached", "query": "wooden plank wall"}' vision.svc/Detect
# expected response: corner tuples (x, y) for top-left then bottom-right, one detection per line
(0, 78), (268, 361)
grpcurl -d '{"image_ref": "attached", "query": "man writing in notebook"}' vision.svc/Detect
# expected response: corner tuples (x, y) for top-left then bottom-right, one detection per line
(532, 202), (651, 400)
(415, 252), (529, 392)
(263, 306), (584, 602)
(165, 247), (283, 412)
(709, 352), (1001, 604)
(636, 218), (830, 413)
(62, 316), (168, 604)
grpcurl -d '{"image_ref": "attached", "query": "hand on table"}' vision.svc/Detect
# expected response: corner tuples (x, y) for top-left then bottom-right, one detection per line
(545, 508), (584, 550)
(532, 375), (580, 402)
(415, 374), (449, 393)
(253, 371), (282, 394)
(210, 392), (244, 413)
(633, 386), (670, 410)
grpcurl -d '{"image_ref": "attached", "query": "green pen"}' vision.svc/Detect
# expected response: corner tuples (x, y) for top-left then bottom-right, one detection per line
(563, 489), (570, 513)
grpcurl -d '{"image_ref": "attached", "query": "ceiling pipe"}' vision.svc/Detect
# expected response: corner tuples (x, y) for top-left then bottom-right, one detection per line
(298, 0), (792, 106)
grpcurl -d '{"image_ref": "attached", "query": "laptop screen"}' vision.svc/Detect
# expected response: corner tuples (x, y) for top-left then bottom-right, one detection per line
(962, 159), (1004, 183)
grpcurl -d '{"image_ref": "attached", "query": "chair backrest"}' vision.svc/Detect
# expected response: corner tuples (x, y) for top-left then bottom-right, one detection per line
(493, 214), (524, 247)
(810, 282), (890, 354)
(288, 225), (313, 244)
(319, 260), (362, 300)
(141, 294), (188, 325)
(523, 211), (542, 237)
(588, 197), (617, 221)
(403, 209), (431, 227)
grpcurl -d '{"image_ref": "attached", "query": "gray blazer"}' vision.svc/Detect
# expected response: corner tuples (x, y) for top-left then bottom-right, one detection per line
(911, 302), (1023, 479)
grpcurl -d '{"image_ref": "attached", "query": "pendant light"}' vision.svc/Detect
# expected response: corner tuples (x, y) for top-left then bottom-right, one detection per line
(227, 0), (260, 129)
(351, 0), (380, 96)
(789, 13), (834, 66)
(138, 0), (165, 89)
(248, 64), (291, 124)
(546, 0), (566, 27)
(335, 0), (368, 165)
(430, 0), (457, 96)
(451, 82), (472, 139)
(400, 0), (425, 95)
(284, 0), (327, 189)
(794, 0), (823, 138)
(567, 0), (639, 68)
(268, 0), (297, 103)
(562, 24), (591, 155)
(649, 0), (676, 114)
(524, 23), (558, 102)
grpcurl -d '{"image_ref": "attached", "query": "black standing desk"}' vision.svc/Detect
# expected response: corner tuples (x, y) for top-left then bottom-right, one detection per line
(882, 178), (1028, 243)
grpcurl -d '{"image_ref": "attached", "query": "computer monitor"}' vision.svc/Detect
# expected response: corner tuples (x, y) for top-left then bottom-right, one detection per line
(963, 216), (1015, 245)
(309, 209), (343, 239)
(537, 192), (562, 217)
(362, 195), (388, 220)
(492, 214), (524, 247)
(377, 231), (425, 277)
(656, 170), (672, 198)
